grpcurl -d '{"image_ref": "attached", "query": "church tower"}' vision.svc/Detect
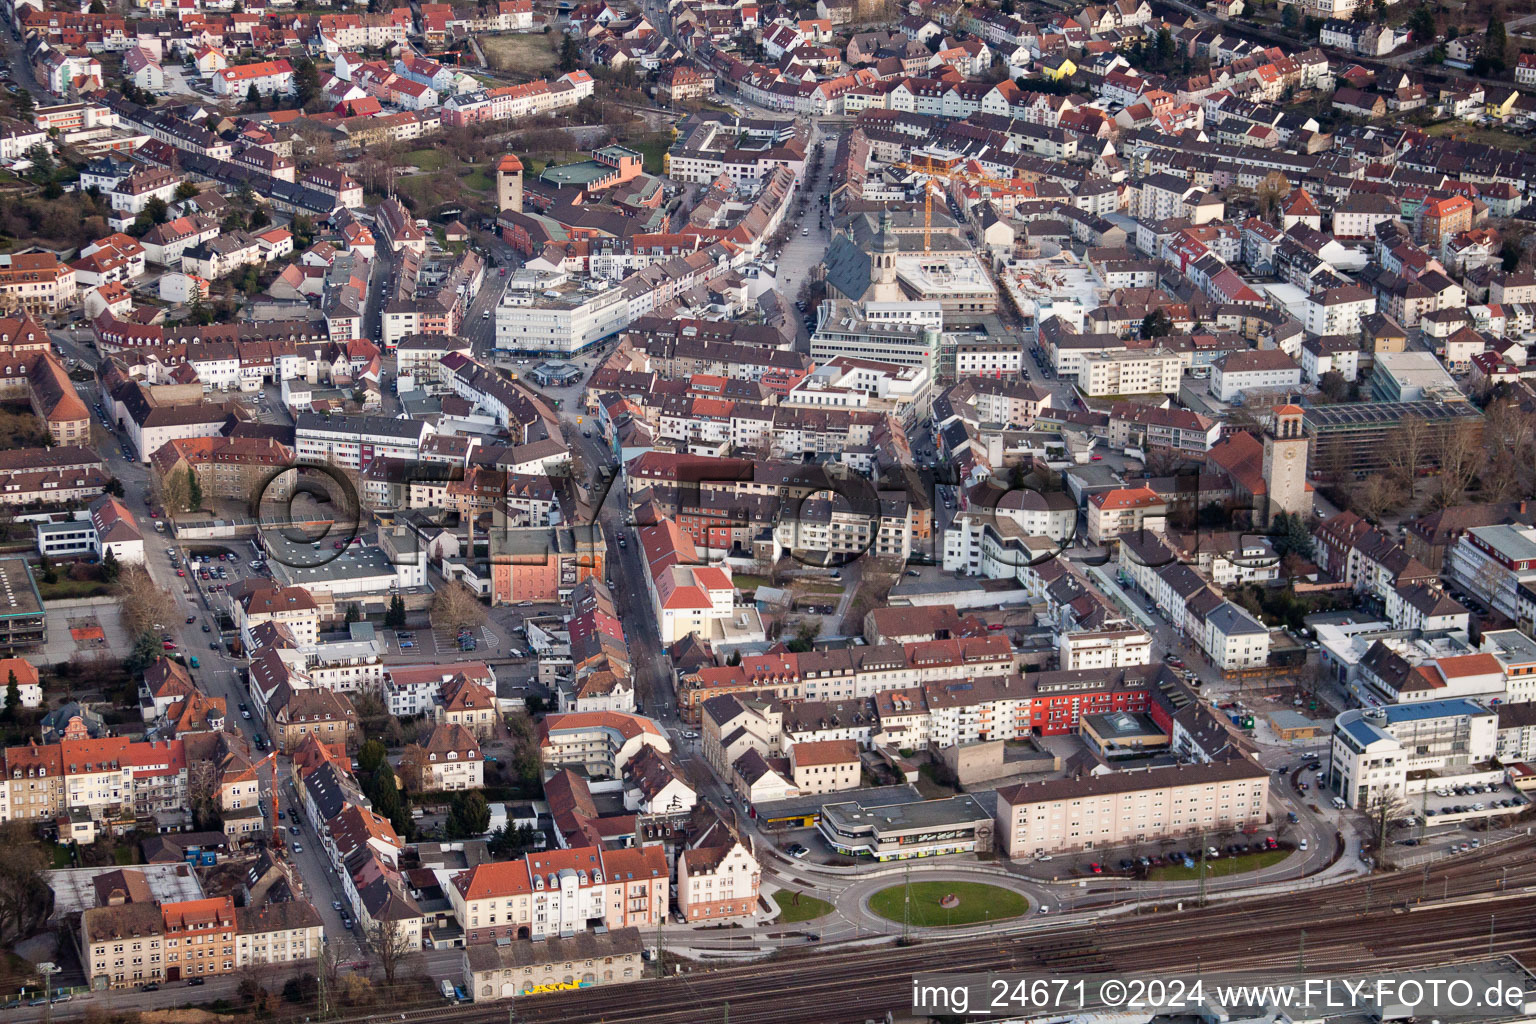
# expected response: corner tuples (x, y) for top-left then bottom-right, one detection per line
(1260, 404), (1310, 525)
(868, 207), (901, 301)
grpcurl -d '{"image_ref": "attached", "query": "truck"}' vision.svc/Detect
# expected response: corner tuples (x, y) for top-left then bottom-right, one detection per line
(440, 980), (456, 1001)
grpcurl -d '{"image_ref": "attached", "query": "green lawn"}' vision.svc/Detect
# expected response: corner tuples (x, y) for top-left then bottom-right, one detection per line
(867, 881), (1028, 927)
(49, 844), (72, 868)
(404, 149), (451, 172)
(797, 582), (845, 595)
(772, 889), (833, 923)
(629, 135), (674, 176)
(461, 168), (494, 193)
(1147, 848), (1290, 882)
(732, 574), (771, 591)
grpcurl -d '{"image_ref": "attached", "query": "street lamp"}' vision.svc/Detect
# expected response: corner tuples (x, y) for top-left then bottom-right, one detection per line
(38, 961), (60, 1024)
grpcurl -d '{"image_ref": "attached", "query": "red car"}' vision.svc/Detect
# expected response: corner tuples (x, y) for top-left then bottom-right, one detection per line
(1089, 862), (1103, 874)
(177, 569), (185, 577)
(162, 641), (176, 650)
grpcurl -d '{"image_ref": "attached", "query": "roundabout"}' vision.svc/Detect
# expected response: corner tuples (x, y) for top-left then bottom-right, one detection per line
(865, 880), (1030, 927)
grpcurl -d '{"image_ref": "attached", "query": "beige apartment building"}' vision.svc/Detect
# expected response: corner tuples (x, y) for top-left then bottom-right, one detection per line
(994, 755), (1270, 858)
(788, 739), (860, 795)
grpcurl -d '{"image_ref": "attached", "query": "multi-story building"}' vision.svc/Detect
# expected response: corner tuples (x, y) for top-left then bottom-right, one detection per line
(0, 253), (77, 313)
(1210, 349), (1302, 402)
(294, 412), (433, 471)
(538, 711), (671, 778)
(212, 59), (295, 98)
(1446, 523), (1536, 623)
(449, 845), (668, 945)
(1078, 348), (1182, 396)
(787, 738), (860, 794)
(995, 754), (1270, 858)
(1058, 629), (1153, 671)
(1330, 700), (1498, 809)
(676, 822), (760, 923)
(1086, 487), (1169, 545)
(400, 723), (483, 792)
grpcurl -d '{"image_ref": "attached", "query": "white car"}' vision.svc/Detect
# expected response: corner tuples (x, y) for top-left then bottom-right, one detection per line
(1298, 839), (1309, 851)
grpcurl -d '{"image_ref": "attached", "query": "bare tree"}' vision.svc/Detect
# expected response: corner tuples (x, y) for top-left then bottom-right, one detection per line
(1384, 413), (1431, 489)
(363, 917), (417, 989)
(1433, 421), (1485, 509)
(0, 824), (49, 943)
(1366, 791), (1408, 852)
(430, 580), (488, 632)
(118, 564), (176, 637)
(1354, 474), (1402, 522)
(1481, 398), (1536, 501)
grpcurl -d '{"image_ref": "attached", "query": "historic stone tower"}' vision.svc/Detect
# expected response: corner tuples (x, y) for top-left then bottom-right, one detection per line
(1260, 403), (1310, 525)
(495, 154), (524, 213)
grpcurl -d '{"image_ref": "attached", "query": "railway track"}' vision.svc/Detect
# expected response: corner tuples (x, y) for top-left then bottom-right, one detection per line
(342, 839), (1536, 1024)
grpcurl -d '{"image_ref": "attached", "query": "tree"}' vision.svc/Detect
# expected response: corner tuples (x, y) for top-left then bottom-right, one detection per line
(293, 58), (322, 111)
(183, 467), (202, 512)
(144, 196), (169, 226)
(559, 33), (580, 73)
(0, 824), (50, 943)
(345, 602), (362, 624)
(1485, 15), (1509, 73)
(103, 477), (124, 497)
(1407, 4), (1436, 40)
(1317, 370), (1349, 403)
(1366, 791), (1408, 853)
(1384, 413), (1431, 488)
(363, 917), (417, 989)
(446, 791), (491, 838)
(100, 547), (120, 583)
(1502, 236), (1525, 274)
(1354, 474), (1402, 522)
(246, 82), (262, 107)
(118, 564), (176, 639)
(358, 738), (388, 774)
(4, 670), (19, 719)
(175, 180), (199, 202)
(1281, 4), (1298, 29)
(384, 593), (406, 629)
(488, 822), (541, 858)
(430, 581), (487, 632)
(1140, 308), (1172, 339)
(1270, 511), (1314, 560)
(125, 630), (164, 674)
(1433, 421), (1485, 509)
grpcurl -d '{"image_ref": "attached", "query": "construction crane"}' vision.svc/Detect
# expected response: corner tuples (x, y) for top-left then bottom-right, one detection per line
(895, 156), (1017, 254)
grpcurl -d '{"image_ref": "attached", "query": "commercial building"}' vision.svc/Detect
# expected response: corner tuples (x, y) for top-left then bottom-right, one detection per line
(994, 754), (1269, 858)
(1329, 699), (1498, 809)
(817, 794), (994, 860)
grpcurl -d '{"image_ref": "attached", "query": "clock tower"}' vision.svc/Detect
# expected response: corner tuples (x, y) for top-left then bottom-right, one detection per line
(1260, 404), (1310, 526)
